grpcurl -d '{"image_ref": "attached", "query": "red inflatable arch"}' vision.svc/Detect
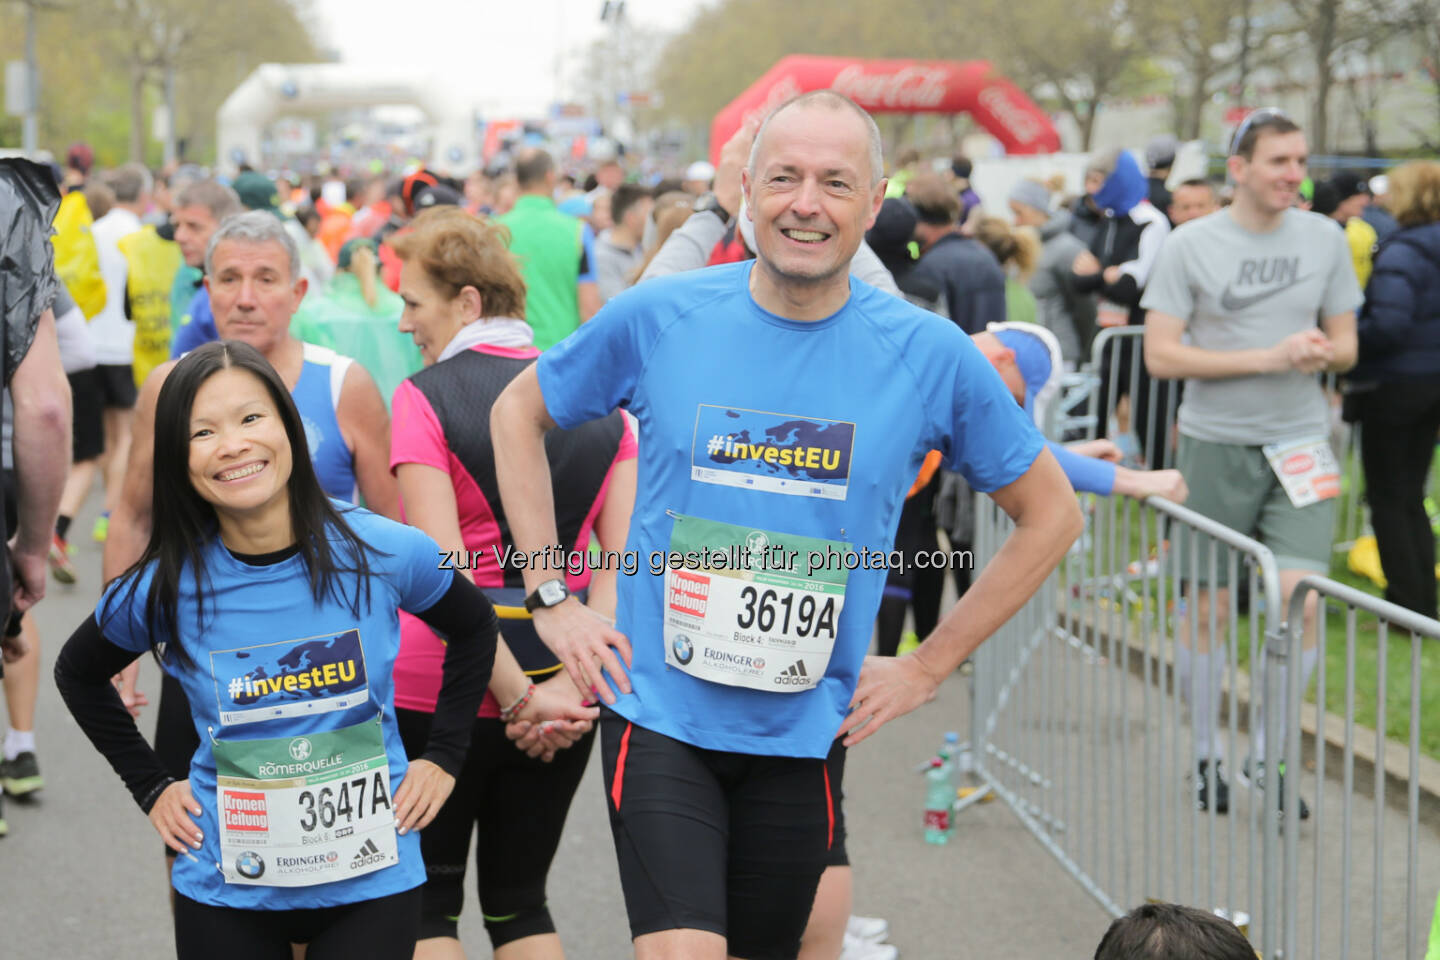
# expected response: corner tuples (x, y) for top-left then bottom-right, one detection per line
(710, 55), (1060, 164)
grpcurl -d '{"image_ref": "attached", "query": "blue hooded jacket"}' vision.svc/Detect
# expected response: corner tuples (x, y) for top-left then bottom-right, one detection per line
(1353, 221), (1440, 381)
(1093, 150), (1148, 217)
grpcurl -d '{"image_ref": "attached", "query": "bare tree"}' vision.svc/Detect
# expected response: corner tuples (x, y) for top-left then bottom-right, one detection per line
(1283, 0), (1370, 152)
(1377, 0), (1440, 147)
(974, 0), (1163, 149)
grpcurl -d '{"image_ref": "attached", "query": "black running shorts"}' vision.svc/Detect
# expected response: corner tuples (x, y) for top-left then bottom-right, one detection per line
(67, 368), (105, 461)
(599, 709), (843, 960)
(395, 708), (594, 947)
(94, 362), (137, 410)
(172, 886), (421, 960)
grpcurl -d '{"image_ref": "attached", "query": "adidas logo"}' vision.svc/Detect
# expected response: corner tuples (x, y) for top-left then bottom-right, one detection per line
(773, 660), (812, 686)
(350, 838), (387, 870)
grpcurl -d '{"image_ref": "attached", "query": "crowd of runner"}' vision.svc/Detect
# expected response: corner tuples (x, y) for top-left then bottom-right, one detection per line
(1, 88), (1438, 960)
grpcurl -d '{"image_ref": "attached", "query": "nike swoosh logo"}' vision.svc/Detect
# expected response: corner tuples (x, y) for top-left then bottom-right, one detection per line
(1218, 276), (1313, 311)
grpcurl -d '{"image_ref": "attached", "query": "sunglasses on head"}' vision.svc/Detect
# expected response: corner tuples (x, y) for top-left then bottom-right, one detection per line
(1229, 107), (1293, 157)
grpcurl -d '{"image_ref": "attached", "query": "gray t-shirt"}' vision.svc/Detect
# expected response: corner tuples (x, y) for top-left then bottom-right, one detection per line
(1141, 208), (1361, 444)
(593, 230), (645, 305)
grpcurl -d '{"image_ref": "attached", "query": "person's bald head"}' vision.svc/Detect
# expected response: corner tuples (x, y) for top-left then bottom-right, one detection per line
(514, 148), (556, 193)
(748, 90), (884, 189)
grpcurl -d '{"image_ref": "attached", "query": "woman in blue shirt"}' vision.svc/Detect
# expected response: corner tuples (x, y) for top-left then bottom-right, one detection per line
(54, 340), (500, 959)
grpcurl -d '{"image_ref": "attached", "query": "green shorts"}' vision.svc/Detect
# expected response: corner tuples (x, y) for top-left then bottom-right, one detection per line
(1173, 434), (1335, 587)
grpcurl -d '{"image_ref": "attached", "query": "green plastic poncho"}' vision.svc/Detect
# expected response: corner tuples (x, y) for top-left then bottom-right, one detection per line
(291, 272), (422, 409)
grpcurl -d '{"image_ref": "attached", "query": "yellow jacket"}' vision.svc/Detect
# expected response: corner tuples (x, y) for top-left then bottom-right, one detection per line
(117, 226), (182, 387)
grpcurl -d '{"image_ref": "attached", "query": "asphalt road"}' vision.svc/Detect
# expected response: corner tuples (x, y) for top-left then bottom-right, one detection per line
(0, 495), (1115, 959)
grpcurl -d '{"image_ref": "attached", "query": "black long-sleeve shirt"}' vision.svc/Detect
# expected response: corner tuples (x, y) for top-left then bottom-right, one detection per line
(54, 559), (496, 813)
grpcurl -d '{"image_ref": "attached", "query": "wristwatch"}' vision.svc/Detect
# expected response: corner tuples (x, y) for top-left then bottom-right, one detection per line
(694, 192), (731, 226)
(524, 578), (570, 613)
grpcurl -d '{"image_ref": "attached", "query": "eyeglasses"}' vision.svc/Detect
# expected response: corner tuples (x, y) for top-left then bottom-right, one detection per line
(1229, 107), (1293, 157)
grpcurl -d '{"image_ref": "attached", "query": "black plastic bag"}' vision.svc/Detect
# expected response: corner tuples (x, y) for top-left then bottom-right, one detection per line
(0, 157), (60, 387)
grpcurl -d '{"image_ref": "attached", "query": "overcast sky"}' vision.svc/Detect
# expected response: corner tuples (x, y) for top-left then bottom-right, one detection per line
(310, 0), (707, 117)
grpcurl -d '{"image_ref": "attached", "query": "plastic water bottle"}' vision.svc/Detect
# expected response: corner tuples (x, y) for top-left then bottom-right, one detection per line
(923, 757), (953, 845)
(938, 731), (960, 766)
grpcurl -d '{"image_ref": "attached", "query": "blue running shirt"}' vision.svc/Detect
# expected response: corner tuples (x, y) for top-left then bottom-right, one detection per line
(537, 261), (1044, 757)
(99, 507), (451, 910)
(293, 343), (358, 502)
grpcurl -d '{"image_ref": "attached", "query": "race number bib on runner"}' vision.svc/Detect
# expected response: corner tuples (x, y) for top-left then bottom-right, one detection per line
(214, 716), (398, 887)
(662, 514), (849, 693)
(1262, 435), (1341, 508)
(1097, 298), (1129, 328)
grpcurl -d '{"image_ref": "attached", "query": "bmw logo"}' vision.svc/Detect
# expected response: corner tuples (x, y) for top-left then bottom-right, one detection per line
(236, 851), (265, 879)
(289, 737), (312, 761)
(672, 635), (694, 665)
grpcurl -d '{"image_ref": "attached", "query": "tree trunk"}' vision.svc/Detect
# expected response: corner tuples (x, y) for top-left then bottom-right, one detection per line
(1313, 50), (1333, 155)
(1080, 102), (1098, 151)
(129, 59), (146, 162)
(1235, 0), (1254, 103)
(1310, 0), (1339, 157)
(1187, 54), (1212, 140)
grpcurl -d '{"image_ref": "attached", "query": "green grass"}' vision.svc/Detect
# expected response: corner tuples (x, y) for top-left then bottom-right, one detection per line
(1069, 464), (1440, 761)
(1316, 557), (1440, 760)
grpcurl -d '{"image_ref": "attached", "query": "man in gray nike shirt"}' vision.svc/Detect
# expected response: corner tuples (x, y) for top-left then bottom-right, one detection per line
(1142, 110), (1360, 819)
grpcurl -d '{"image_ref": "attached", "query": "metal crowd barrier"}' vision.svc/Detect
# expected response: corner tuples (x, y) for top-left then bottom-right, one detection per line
(1280, 577), (1440, 960)
(954, 326), (1440, 959)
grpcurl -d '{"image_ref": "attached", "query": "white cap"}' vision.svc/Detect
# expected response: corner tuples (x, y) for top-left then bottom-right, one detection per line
(685, 161), (716, 183)
(1369, 174), (1388, 197)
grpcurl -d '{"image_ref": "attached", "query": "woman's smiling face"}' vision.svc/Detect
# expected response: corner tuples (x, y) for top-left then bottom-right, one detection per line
(186, 366), (294, 517)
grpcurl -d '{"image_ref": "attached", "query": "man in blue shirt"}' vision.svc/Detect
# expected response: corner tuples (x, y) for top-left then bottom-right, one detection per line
(492, 91), (1082, 960)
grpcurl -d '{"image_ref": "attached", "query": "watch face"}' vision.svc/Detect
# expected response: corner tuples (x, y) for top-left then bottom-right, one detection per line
(539, 580), (567, 605)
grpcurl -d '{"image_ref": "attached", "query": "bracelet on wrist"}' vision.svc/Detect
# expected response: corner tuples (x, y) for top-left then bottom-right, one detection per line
(499, 683), (537, 723)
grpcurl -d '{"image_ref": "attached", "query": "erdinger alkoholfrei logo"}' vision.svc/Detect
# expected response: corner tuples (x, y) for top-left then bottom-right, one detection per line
(672, 634), (694, 665)
(236, 851), (265, 879)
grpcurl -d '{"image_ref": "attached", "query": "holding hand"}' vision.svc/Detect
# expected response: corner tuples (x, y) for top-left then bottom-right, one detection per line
(9, 545), (46, 614)
(1274, 329), (1334, 374)
(507, 673), (599, 761)
(1073, 250), (1102, 276)
(150, 780), (204, 855)
(1066, 438), (1123, 463)
(533, 597), (632, 705)
(112, 662), (149, 719)
(1113, 466), (1189, 504)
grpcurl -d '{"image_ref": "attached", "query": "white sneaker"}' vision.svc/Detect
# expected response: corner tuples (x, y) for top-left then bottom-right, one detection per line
(840, 933), (899, 960)
(846, 915), (889, 943)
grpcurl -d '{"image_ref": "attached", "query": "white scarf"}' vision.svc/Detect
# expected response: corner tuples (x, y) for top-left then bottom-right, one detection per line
(436, 317), (534, 363)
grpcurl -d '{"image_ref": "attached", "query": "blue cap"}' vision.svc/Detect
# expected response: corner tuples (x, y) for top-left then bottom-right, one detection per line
(993, 327), (1054, 416)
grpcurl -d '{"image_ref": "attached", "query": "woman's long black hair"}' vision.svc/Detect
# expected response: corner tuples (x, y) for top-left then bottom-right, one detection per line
(102, 340), (378, 665)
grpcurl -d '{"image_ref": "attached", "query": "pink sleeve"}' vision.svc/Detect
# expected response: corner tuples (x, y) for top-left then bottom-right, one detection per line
(389, 380), (450, 474)
(617, 415), (638, 462)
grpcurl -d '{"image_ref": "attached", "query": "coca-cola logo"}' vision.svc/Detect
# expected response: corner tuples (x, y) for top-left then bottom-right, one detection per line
(831, 64), (949, 109)
(977, 86), (1045, 145)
